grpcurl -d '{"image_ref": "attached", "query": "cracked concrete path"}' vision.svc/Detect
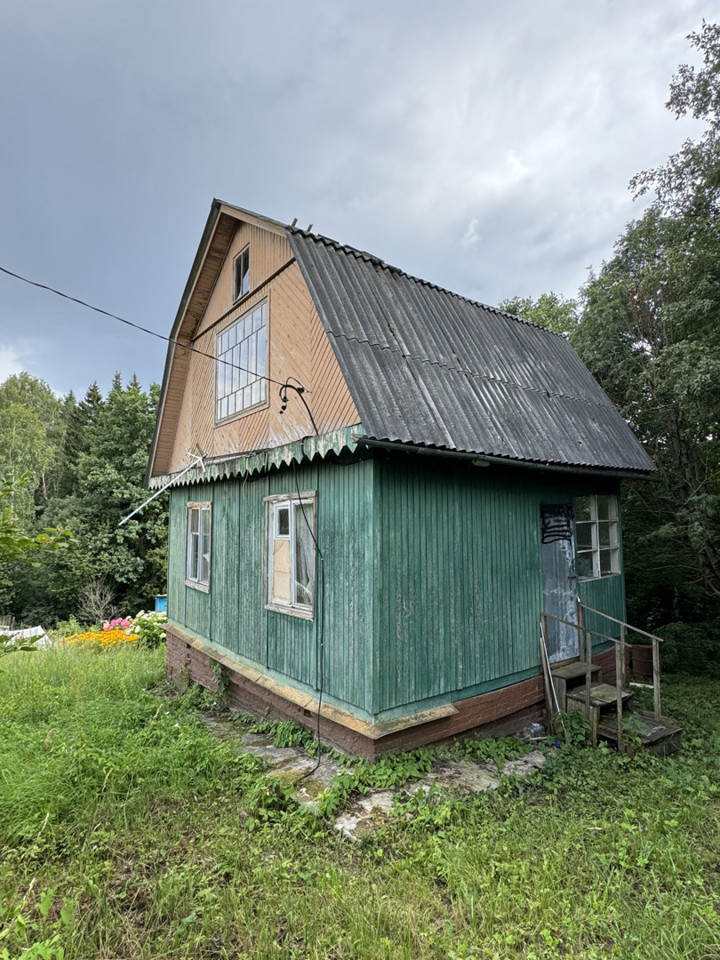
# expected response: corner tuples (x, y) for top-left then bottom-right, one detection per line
(199, 714), (547, 841)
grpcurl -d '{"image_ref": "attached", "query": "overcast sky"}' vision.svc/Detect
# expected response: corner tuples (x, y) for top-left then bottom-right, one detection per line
(0, 0), (715, 397)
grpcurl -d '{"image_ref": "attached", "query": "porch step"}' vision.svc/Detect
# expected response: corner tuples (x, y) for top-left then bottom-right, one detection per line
(566, 683), (633, 711)
(565, 683), (634, 747)
(550, 661), (601, 682)
(550, 661), (602, 712)
(597, 712), (683, 756)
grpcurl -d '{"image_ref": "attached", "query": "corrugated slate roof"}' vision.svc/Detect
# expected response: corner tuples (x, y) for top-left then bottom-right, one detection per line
(288, 229), (655, 474)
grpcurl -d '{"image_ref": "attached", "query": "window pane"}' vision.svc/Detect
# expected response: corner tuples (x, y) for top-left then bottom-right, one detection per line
(241, 251), (249, 294)
(251, 379), (261, 405)
(272, 539), (291, 604)
(600, 548), (615, 576)
(575, 496), (591, 522)
(598, 521), (612, 547)
(596, 495), (611, 521)
(576, 522), (593, 551)
(256, 326), (267, 380)
(277, 506), (290, 537)
(189, 508), (199, 534)
(247, 331), (257, 380)
(294, 502), (315, 606)
(239, 339), (248, 390)
(232, 345), (240, 393)
(576, 551), (593, 579)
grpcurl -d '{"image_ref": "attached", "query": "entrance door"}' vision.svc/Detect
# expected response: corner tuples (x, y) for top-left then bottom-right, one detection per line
(540, 503), (579, 663)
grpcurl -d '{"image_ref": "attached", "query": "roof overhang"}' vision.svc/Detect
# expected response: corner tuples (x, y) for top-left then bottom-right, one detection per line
(352, 435), (656, 480)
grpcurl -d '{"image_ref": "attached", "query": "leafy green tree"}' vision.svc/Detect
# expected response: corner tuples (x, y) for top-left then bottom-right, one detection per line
(631, 21), (720, 219)
(499, 292), (579, 338)
(64, 375), (166, 615)
(574, 23), (720, 626)
(0, 373), (66, 515)
(6, 375), (166, 625)
(0, 473), (70, 620)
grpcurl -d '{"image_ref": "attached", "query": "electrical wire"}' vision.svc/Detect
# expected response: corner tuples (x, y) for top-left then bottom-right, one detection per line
(0, 264), (288, 389)
(290, 446), (326, 781)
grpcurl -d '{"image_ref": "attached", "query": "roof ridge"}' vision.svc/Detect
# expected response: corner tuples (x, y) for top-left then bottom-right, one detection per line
(287, 225), (565, 338)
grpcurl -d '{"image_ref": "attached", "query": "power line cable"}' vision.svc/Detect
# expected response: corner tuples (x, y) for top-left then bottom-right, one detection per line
(0, 264), (288, 389)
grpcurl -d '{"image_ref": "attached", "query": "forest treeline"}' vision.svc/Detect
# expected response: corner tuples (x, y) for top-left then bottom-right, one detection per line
(0, 373), (166, 625)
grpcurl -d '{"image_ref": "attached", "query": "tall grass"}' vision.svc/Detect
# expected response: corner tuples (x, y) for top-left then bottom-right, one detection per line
(1, 647), (719, 959)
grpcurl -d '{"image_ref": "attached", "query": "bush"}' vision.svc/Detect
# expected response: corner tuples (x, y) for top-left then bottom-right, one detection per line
(132, 609), (167, 649)
(657, 621), (720, 677)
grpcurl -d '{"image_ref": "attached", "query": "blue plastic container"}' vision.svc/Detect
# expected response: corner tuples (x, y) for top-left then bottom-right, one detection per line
(154, 594), (168, 613)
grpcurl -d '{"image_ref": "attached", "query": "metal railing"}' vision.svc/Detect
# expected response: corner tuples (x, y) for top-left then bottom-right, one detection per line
(541, 604), (664, 752)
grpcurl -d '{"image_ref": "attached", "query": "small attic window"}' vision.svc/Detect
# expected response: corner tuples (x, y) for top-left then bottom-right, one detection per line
(234, 247), (250, 301)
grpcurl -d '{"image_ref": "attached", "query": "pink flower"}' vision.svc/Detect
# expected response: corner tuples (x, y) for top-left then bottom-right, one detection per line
(103, 617), (133, 631)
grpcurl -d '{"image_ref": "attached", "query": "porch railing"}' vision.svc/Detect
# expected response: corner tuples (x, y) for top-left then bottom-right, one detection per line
(540, 604), (664, 752)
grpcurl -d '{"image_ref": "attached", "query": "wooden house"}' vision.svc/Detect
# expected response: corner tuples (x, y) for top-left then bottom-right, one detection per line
(147, 199), (655, 757)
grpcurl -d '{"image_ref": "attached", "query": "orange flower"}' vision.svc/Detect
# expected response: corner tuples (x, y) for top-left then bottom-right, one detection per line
(62, 629), (139, 646)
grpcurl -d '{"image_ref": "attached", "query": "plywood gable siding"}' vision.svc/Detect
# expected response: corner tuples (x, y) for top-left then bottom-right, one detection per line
(162, 220), (359, 476)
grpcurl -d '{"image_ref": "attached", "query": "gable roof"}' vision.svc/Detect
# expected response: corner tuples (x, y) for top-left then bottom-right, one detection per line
(149, 200), (654, 481)
(288, 229), (654, 474)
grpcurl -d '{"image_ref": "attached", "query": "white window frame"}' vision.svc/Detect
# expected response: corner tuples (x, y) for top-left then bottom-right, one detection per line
(186, 501), (211, 592)
(215, 299), (268, 423)
(574, 494), (620, 581)
(265, 492), (316, 619)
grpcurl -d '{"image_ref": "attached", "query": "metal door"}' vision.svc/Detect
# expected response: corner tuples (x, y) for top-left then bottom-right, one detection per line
(540, 503), (579, 662)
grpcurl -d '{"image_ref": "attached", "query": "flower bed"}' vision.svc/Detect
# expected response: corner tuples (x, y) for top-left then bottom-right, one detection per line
(63, 629), (139, 646)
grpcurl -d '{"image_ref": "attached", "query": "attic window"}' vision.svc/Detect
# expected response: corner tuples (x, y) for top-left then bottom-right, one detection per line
(575, 495), (620, 580)
(234, 247), (250, 301)
(216, 300), (268, 421)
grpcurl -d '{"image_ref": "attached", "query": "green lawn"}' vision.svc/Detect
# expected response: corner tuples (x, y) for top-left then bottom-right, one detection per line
(1, 644), (719, 960)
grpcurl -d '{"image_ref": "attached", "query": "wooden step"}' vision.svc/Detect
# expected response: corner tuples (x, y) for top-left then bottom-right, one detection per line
(566, 683), (633, 711)
(550, 661), (602, 712)
(597, 712), (683, 756)
(565, 683), (634, 747)
(550, 661), (601, 681)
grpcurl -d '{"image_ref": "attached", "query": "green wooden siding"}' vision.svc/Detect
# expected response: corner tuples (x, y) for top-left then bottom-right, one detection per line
(168, 451), (628, 721)
(168, 457), (375, 714)
(372, 458), (627, 715)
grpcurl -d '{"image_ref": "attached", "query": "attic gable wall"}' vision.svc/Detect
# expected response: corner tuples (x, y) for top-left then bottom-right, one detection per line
(156, 217), (359, 477)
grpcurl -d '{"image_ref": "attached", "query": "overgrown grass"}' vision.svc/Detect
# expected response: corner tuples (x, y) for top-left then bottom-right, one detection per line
(1, 647), (719, 959)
